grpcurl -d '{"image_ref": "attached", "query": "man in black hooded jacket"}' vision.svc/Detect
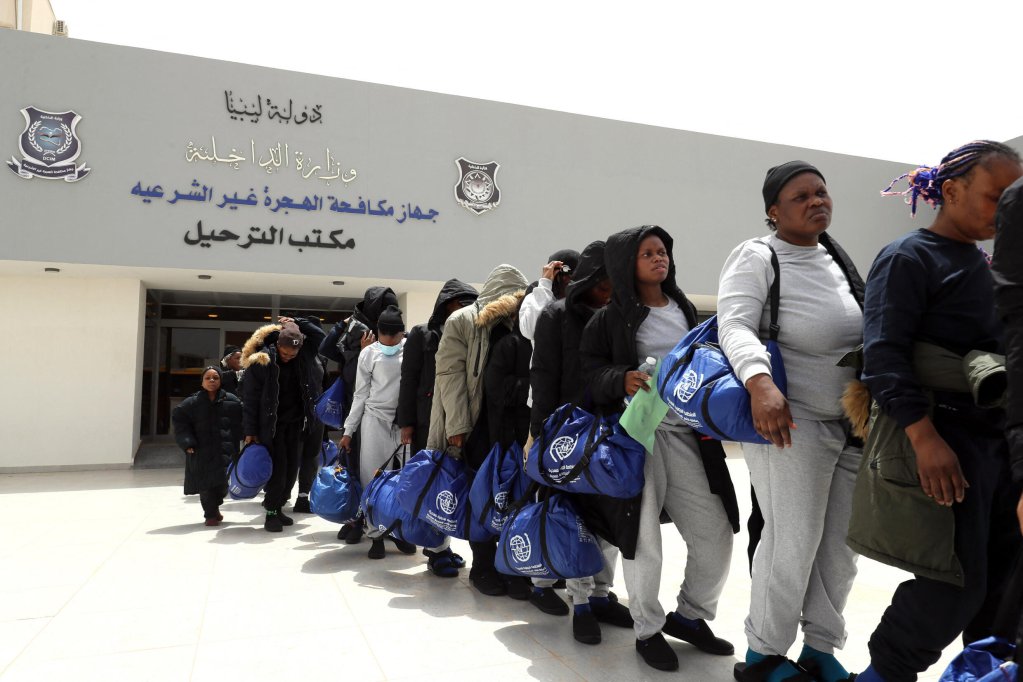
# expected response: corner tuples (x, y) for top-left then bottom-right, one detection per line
(397, 279), (478, 454)
(241, 317), (326, 532)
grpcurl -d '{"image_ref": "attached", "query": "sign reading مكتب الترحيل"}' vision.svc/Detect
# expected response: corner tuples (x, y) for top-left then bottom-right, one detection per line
(7, 107), (90, 182)
(455, 158), (501, 215)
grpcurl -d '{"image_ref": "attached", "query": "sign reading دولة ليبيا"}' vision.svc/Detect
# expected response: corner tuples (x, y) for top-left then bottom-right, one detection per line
(7, 107), (90, 182)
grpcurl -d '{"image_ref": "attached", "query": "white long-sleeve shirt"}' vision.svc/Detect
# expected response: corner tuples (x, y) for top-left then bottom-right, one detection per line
(518, 278), (556, 407)
(343, 340), (405, 436)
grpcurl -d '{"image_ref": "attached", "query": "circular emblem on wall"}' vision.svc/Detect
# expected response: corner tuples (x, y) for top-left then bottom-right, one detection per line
(454, 157), (501, 214)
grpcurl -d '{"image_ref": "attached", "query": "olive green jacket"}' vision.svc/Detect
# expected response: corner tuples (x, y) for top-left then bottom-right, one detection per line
(846, 342), (1005, 587)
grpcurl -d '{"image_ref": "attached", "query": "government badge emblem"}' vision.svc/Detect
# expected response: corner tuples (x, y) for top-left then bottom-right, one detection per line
(8, 107), (90, 181)
(454, 157), (500, 214)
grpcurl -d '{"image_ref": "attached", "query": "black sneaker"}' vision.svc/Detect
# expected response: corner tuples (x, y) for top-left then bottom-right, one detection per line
(368, 538), (386, 559)
(636, 633), (678, 671)
(592, 599), (634, 628)
(387, 536), (416, 555)
(346, 524), (364, 545)
(662, 613), (734, 655)
(505, 576), (532, 601)
(264, 512), (283, 533)
(293, 497), (312, 514)
(469, 570), (508, 596)
(277, 510), (294, 526)
(573, 609), (601, 645)
(528, 587), (569, 616)
(337, 523), (352, 541)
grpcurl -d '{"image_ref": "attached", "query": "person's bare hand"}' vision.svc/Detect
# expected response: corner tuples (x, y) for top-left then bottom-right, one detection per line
(907, 418), (969, 506)
(624, 370), (651, 397)
(278, 316), (295, 325)
(400, 426), (414, 445)
(338, 435), (352, 452)
(542, 260), (564, 281)
(244, 436), (258, 445)
(746, 373), (796, 448)
(360, 331), (376, 349)
(447, 433), (466, 449)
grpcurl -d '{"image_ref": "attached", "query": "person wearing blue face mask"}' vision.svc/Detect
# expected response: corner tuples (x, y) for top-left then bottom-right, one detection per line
(339, 304), (418, 559)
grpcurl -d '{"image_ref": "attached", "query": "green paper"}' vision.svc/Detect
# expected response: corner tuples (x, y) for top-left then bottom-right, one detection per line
(618, 359), (669, 453)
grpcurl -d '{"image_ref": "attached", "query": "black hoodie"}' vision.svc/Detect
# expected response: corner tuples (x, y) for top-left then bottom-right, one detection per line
(578, 226), (739, 558)
(395, 279), (479, 452)
(529, 240), (607, 438)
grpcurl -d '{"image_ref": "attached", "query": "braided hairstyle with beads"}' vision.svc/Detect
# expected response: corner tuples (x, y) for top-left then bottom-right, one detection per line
(881, 140), (1021, 216)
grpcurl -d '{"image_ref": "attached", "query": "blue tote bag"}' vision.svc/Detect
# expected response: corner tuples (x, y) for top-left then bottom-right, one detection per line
(360, 447), (446, 548)
(495, 489), (605, 580)
(313, 377), (346, 428)
(658, 243), (786, 444)
(227, 443), (272, 500)
(309, 452), (362, 524)
(525, 404), (645, 499)
(397, 448), (474, 539)
(468, 442), (530, 541)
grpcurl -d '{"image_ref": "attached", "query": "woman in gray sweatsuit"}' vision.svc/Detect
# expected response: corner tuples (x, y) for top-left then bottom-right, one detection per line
(719, 162), (864, 682)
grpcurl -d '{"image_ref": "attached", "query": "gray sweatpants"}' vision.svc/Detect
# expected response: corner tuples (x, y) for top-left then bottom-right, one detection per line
(743, 417), (860, 655)
(534, 540), (620, 605)
(622, 423), (734, 639)
(358, 414), (448, 552)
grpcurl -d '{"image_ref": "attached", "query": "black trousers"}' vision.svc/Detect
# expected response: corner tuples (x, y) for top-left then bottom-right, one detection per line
(868, 407), (1019, 682)
(264, 419), (304, 512)
(200, 484), (227, 518)
(297, 421), (326, 495)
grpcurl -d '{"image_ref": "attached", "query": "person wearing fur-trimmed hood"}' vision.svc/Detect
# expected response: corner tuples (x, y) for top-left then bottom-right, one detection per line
(240, 316), (326, 532)
(427, 264), (528, 595)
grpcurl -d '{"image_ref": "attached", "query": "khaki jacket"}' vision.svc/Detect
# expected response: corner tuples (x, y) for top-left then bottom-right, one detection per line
(426, 265), (527, 450)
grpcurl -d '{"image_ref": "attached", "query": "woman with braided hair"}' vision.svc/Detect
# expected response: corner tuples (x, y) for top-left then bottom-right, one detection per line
(853, 141), (1023, 682)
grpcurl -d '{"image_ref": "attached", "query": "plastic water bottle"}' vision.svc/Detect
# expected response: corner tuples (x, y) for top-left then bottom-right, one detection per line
(625, 356), (658, 405)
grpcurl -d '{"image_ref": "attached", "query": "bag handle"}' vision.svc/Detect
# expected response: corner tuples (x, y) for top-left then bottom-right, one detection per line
(537, 491), (565, 581)
(411, 449), (447, 520)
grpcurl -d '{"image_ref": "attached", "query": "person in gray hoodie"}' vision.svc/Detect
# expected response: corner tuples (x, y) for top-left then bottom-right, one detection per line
(428, 264), (529, 596)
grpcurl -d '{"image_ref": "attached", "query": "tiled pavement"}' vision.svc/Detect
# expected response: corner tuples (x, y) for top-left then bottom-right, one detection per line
(0, 459), (959, 681)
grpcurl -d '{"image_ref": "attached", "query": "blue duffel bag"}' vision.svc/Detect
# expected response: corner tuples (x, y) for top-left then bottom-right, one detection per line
(313, 377), (346, 428)
(657, 243), (786, 444)
(468, 442), (530, 540)
(227, 443), (272, 500)
(360, 447), (447, 548)
(495, 490), (605, 580)
(397, 448), (474, 539)
(309, 453), (362, 524)
(525, 404), (645, 498)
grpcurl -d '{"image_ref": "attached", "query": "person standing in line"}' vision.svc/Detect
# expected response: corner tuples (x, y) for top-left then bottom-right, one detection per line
(219, 346), (244, 396)
(173, 366), (243, 526)
(320, 286), (399, 539)
(530, 239), (634, 644)
(240, 317), (326, 533)
(397, 279), (479, 455)
(855, 142), (1023, 682)
(719, 161), (865, 682)
(427, 264), (529, 595)
(580, 226), (738, 672)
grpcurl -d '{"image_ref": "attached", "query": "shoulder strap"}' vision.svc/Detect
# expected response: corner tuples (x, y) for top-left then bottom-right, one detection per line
(755, 239), (782, 342)
(819, 231), (865, 309)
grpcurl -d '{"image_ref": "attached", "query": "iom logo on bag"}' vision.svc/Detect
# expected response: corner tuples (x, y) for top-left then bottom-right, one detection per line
(676, 368), (703, 404)
(494, 491), (508, 511)
(510, 533), (532, 562)
(436, 490), (458, 515)
(377, 524), (388, 533)
(549, 436), (577, 462)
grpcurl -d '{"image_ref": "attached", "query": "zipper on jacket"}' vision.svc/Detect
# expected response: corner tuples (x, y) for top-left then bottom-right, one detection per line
(473, 338), (482, 377)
